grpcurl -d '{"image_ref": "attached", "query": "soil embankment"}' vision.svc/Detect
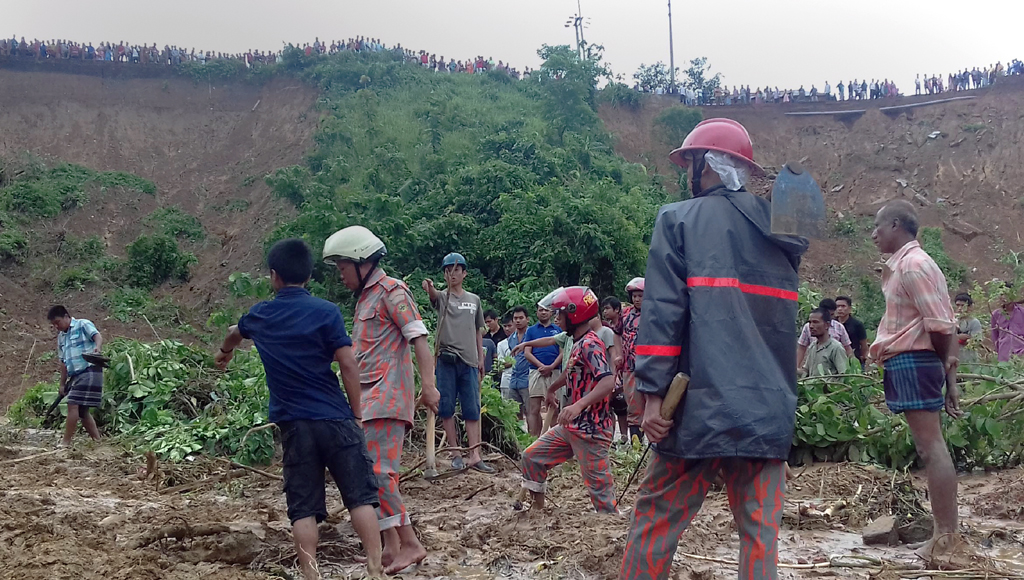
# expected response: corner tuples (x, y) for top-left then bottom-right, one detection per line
(600, 81), (1024, 290)
(0, 64), (318, 405)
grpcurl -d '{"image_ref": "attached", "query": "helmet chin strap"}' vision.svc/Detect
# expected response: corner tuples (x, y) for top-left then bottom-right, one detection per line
(690, 151), (707, 196)
(353, 259), (378, 298)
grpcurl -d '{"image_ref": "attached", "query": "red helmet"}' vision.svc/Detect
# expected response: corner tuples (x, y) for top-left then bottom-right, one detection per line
(625, 277), (645, 294)
(668, 118), (764, 176)
(539, 286), (600, 326)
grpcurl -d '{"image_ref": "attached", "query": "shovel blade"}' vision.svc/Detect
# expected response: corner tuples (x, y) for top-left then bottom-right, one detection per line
(771, 163), (827, 239)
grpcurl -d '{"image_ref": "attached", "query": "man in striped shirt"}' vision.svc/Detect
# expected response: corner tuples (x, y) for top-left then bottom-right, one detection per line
(869, 200), (962, 563)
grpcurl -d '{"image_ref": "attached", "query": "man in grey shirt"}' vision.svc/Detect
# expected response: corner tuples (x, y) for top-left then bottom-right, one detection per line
(422, 253), (494, 473)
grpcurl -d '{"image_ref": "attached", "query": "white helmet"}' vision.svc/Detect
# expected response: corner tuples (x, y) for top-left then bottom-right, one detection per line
(322, 226), (387, 264)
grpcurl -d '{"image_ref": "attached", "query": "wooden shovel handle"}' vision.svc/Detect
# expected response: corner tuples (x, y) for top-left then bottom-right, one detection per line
(425, 410), (437, 471)
(660, 373), (690, 420)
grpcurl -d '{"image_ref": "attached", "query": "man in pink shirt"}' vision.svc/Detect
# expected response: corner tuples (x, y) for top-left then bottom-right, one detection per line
(869, 200), (963, 563)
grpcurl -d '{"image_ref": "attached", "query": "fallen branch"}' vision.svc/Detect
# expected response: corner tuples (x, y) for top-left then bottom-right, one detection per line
(0, 449), (62, 465)
(464, 483), (495, 501)
(160, 469), (246, 495)
(214, 457), (282, 481)
(128, 523), (232, 549)
(679, 552), (919, 571)
(241, 423), (278, 445)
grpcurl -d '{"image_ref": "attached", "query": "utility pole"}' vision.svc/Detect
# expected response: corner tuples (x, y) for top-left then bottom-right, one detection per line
(668, 0), (676, 94)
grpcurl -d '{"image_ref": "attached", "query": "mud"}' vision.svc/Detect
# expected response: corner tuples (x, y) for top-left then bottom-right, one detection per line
(1, 422), (1023, 580)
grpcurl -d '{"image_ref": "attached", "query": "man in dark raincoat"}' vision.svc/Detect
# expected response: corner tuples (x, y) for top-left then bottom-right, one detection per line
(620, 118), (808, 580)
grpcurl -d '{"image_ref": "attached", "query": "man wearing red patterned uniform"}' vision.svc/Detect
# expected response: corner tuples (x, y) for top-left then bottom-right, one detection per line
(620, 119), (808, 579)
(520, 286), (618, 513)
(618, 278), (645, 441)
(324, 226), (441, 575)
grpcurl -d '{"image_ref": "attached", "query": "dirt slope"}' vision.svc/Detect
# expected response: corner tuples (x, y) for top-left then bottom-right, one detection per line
(0, 65), (318, 406)
(601, 80), (1024, 291)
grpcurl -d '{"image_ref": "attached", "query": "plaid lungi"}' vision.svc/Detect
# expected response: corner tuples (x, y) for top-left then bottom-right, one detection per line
(66, 367), (103, 408)
(882, 351), (945, 413)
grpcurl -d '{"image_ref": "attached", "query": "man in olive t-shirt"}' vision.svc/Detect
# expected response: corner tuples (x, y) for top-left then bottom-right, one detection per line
(422, 253), (494, 473)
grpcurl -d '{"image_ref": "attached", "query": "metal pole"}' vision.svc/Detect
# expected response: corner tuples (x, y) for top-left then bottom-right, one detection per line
(668, 0), (676, 94)
(577, 0), (587, 57)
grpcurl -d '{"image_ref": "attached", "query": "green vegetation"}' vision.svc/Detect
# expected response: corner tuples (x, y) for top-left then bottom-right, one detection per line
(125, 234), (197, 289)
(144, 206), (205, 242)
(267, 44), (669, 308)
(103, 287), (183, 327)
(0, 228), (28, 262)
(961, 123), (987, 133)
(0, 160), (155, 219)
(56, 266), (100, 292)
(653, 106), (703, 149)
(596, 82), (643, 110)
(794, 363), (1024, 470)
(920, 227), (967, 289)
(58, 234), (104, 261)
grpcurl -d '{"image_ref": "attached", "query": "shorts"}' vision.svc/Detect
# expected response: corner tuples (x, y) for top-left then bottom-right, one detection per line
(66, 368), (103, 408)
(436, 354), (481, 421)
(529, 369), (557, 398)
(882, 351), (945, 414)
(507, 387), (529, 408)
(279, 419), (380, 524)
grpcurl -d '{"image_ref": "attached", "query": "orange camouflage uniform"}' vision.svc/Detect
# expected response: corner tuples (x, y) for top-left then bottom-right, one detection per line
(354, 268), (428, 530)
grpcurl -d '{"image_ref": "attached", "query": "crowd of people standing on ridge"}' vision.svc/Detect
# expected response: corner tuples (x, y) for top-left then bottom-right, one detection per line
(663, 59), (1022, 106)
(0, 34), (532, 78)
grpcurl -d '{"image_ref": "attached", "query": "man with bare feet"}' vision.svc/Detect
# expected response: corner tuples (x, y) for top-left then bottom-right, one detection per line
(869, 200), (963, 565)
(48, 305), (103, 446)
(520, 286), (618, 513)
(324, 226), (441, 574)
(215, 239), (383, 580)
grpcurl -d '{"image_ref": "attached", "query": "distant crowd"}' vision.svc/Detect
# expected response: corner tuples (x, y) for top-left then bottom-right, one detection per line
(0, 35), (532, 79)
(656, 60), (1023, 106)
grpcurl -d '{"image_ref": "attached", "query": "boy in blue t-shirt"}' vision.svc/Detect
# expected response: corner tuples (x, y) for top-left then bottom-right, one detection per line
(523, 305), (562, 436)
(214, 239), (383, 580)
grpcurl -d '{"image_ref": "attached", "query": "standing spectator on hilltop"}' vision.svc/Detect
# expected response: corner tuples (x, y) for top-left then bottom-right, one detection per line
(916, 74), (922, 95)
(861, 79), (868, 100)
(48, 305), (104, 446)
(991, 291), (1024, 362)
(837, 80), (845, 101)
(824, 81), (831, 100)
(835, 296), (868, 367)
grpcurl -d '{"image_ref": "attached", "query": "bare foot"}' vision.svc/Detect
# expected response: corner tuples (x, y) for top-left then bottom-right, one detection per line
(381, 545), (397, 569)
(384, 545), (427, 575)
(914, 533), (973, 569)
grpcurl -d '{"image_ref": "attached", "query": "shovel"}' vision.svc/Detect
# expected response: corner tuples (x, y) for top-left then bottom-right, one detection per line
(770, 162), (827, 239)
(423, 410), (439, 480)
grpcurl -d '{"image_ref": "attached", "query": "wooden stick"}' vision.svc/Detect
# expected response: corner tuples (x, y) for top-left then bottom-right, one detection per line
(159, 469), (246, 495)
(241, 423), (277, 445)
(0, 449), (62, 465)
(464, 482), (495, 501)
(142, 314), (161, 341)
(214, 457), (282, 481)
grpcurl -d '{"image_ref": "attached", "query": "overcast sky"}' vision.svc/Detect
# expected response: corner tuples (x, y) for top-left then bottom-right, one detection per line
(7, 0), (1023, 91)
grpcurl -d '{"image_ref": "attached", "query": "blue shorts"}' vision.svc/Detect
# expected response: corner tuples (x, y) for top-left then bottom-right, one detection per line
(436, 353), (481, 421)
(883, 351), (945, 414)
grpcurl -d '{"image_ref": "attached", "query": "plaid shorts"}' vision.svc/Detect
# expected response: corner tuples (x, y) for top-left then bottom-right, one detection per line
(882, 351), (945, 413)
(66, 368), (103, 408)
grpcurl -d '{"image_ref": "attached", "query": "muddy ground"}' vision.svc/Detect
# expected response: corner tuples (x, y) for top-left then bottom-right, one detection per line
(1, 421), (1023, 580)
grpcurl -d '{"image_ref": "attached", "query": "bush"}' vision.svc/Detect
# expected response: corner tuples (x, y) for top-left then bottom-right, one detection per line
(56, 266), (100, 292)
(0, 228), (28, 262)
(597, 82), (643, 110)
(653, 106), (703, 149)
(103, 287), (183, 326)
(144, 206), (204, 242)
(58, 235), (104, 261)
(0, 161), (156, 218)
(125, 234), (196, 289)
(920, 227), (967, 289)
(8, 380), (61, 426)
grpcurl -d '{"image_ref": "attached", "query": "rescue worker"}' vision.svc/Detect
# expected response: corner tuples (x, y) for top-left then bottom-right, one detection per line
(323, 226), (441, 574)
(620, 118), (808, 580)
(520, 286), (618, 513)
(617, 278), (645, 441)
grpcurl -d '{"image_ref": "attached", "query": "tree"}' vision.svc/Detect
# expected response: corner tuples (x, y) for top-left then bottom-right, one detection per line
(534, 44), (611, 143)
(683, 57), (722, 104)
(633, 62), (677, 93)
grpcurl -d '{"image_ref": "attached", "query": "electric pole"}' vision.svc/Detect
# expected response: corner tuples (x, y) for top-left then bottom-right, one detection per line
(668, 0), (676, 93)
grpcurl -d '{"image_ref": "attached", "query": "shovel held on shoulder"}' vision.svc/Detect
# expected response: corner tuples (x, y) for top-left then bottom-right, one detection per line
(770, 162), (827, 239)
